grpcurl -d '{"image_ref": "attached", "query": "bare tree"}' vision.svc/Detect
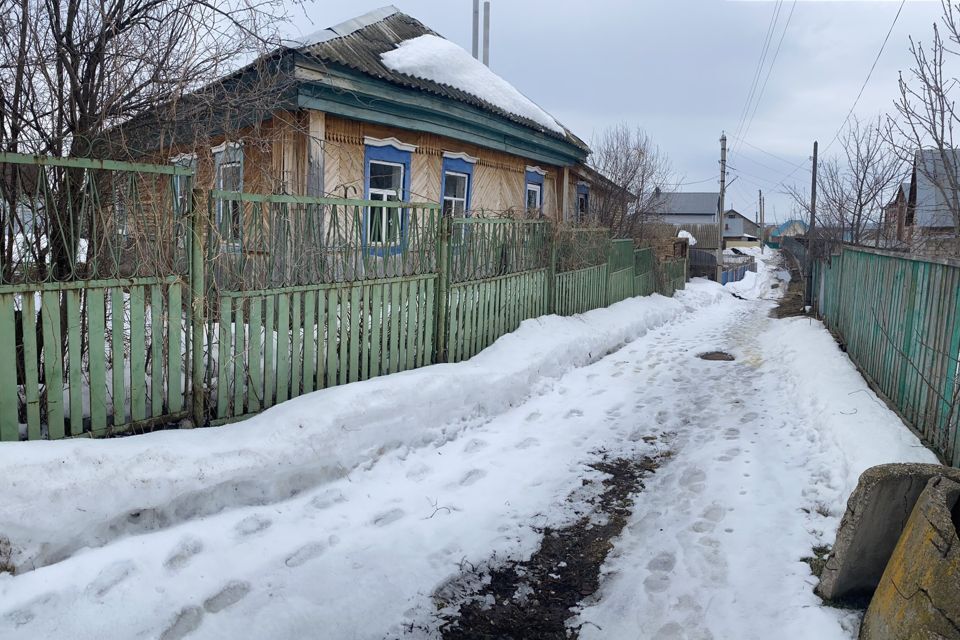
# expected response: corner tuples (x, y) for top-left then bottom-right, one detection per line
(890, 0), (960, 244)
(820, 117), (904, 246)
(786, 118), (904, 249)
(587, 124), (675, 239)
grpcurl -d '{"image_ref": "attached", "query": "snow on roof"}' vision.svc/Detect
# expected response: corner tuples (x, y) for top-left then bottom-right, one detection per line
(380, 34), (564, 134)
(677, 230), (698, 246)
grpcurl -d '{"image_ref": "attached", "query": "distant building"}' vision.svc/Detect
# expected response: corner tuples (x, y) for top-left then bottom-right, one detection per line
(767, 219), (808, 249)
(898, 150), (960, 255)
(654, 191), (719, 225)
(722, 208), (759, 242)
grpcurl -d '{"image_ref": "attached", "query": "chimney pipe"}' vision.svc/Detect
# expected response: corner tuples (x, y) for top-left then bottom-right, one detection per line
(472, 0), (480, 59)
(483, 1), (491, 66)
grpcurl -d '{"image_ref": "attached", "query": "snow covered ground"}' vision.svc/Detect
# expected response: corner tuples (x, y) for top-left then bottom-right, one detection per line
(0, 249), (937, 639)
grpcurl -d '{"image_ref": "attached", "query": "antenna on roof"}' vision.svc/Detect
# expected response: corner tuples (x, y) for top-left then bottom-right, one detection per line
(483, 1), (491, 67)
(472, 0), (480, 59)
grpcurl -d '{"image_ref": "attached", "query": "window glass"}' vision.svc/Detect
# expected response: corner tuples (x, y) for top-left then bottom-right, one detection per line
(526, 184), (542, 211)
(369, 161), (404, 244)
(443, 172), (468, 217)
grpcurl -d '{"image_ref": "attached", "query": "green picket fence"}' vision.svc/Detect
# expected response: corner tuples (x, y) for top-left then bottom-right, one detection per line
(212, 275), (436, 424)
(0, 153), (693, 439)
(814, 246), (960, 467)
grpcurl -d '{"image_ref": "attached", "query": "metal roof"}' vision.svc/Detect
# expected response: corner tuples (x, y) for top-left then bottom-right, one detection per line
(658, 192), (720, 216)
(296, 7), (587, 150)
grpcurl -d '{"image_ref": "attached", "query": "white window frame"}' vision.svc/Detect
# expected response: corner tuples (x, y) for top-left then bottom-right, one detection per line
(443, 171), (469, 218)
(526, 183), (542, 212)
(213, 142), (243, 251)
(368, 159), (405, 246)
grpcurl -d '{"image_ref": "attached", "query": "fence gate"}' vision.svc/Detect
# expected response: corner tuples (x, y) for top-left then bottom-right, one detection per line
(0, 153), (196, 440)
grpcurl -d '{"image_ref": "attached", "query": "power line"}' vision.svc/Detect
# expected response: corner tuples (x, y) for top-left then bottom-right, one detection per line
(734, 0), (798, 156)
(822, 0), (906, 154)
(731, 1), (784, 147)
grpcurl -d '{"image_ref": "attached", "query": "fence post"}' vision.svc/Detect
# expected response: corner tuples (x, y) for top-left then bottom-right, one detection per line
(434, 216), (451, 363)
(189, 187), (207, 427)
(546, 223), (557, 314)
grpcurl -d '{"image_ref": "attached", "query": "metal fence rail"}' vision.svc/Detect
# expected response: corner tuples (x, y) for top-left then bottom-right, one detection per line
(814, 246), (960, 467)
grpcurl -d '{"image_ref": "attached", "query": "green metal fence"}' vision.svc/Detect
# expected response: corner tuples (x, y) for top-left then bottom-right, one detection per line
(635, 248), (657, 297)
(658, 258), (687, 297)
(0, 154), (693, 440)
(814, 246), (960, 467)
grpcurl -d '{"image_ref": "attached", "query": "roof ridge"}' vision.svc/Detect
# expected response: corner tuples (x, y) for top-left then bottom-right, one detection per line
(288, 5), (401, 48)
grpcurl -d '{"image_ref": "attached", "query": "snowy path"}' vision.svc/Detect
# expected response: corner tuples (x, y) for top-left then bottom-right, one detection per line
(0, 251), (937, 639)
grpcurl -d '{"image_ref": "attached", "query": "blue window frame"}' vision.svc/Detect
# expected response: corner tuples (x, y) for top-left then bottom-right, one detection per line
(525, 168), (545, 214)
(364, 143), (412, 256)
(441, 156), (474, 218)
(576, 183), (590, 223)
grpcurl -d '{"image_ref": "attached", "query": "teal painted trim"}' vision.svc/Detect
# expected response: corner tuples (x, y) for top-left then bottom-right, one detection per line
(296, 69), (586, 167)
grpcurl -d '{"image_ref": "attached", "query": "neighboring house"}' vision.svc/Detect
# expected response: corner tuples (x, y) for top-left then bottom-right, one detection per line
(116, 5), (600, 245)
(654, 191), (719, 225)
(721, 208), (759, 242)
(898, 150), (960, 255)
(883, 181), (910, 246)
(767, 219), (808, 249)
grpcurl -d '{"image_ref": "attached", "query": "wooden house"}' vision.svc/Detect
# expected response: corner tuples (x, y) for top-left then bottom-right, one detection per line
(118, 6), (596, 228)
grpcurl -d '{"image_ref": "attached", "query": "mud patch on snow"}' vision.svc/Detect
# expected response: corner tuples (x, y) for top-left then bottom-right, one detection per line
(697, 351), (735, 362)
(423, 454), (662, 639)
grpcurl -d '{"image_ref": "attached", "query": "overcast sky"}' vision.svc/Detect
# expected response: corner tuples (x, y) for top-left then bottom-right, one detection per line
(284, 0), (943, 223)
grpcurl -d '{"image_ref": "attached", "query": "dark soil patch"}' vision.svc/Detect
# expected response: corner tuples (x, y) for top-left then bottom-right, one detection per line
(802, 544), (831, 579)
(772, 253), (806, 319)
(430, 454), (662, 640)
(697, 351), (735, 361)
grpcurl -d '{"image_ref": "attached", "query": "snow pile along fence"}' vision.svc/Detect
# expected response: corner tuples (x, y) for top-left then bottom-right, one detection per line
(813, 245), (960, 467)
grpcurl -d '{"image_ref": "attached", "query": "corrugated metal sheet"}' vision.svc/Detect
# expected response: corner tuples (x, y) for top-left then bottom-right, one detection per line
(298, 8), (587, 151)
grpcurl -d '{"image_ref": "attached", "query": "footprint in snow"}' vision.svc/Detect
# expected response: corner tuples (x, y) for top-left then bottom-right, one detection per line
(564, 409), (583, 419)
(525, 411), (542, 422)
(739, 412), (759, 424)
(516, 437), (540, 450)
(646, 552), (676, 572)
(85, 560), (136, 600)
(372, 508), (405, 527)
(723, 427), (740, 440)
(203, 581), (251, 613)
(235, 514), (272, 537)
(308, 488), (347, 509)
(702, 505), (726, 522)
(462, 439), (488, 454)
(690, 520), (715, 533)
(459, 469), (487, 487)
(3, 594), (56, 628)
(285, 542), (328, 568)
(164, 536), (204, 572)
(159, 606), (204, 640)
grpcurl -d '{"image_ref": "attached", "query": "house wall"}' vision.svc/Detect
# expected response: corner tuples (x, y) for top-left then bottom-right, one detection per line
(320, 114), (563, 217)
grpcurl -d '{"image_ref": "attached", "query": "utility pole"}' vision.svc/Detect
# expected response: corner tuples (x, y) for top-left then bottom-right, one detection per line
(482, 1), (491, 66)
(717, 133), (727, 282)
(472, 0), (480, 59)
(759, 189), (765, 255)
(805, 140), (818, 306)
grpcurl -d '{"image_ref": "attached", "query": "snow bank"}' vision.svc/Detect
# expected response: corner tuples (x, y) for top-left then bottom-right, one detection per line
(381, 34), (564, 134)
(0, 283), (724, 572)
(762, 317), (938, 498)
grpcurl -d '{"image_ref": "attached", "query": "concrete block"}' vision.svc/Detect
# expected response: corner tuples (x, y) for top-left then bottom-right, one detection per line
(816, 463), (960, 603)
(859, 476), (960, 640)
